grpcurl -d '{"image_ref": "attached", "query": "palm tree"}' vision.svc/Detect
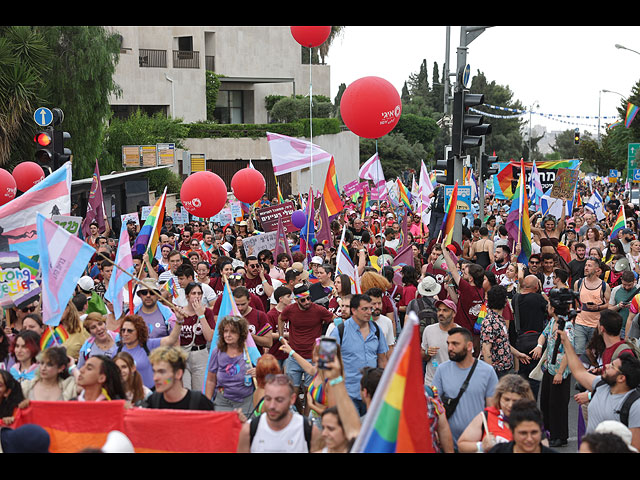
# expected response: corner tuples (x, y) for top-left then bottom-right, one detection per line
(0, 26), (52, 166)
(319, 26), (345, 65)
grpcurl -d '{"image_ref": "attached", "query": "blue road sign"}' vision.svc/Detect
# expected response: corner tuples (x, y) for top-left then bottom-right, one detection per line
(445, 185), (472, 213)
(609, 169), (619, 178)
(633, 169), (640, 182)
(34, 107), (53, 127)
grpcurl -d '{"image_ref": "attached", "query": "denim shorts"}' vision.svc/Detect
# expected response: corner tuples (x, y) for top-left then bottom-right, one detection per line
(284, 356), (313, 389)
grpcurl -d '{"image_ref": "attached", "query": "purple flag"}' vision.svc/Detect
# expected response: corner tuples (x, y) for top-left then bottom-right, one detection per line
(81, 159), (105, 238)
(316, 195), (332, 249)
(273, 216), (292, 261)
(392, 244), (414, 286)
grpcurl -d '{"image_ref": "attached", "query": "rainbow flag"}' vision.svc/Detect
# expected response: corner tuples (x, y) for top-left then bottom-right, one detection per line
(322, 157), (344, 216)
(133, 187), (166, 258)
(275, 176), (284, 203)
(610, 206), (626, 240)
(352, 313), (433, 453)
(396, 178), (412, 212)
(626, 102), (639, 128)
(40, 325), (70, 350)
(495, 159), (581, 200)
(360, 188), (371, 220)
(505, 159), (532, 265)
(439, 180), (458, 246)
(473, 303), (488, 335)
(162, 276), (179, 298)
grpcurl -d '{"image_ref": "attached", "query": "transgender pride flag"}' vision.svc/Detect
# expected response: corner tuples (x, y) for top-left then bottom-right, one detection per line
(37, 213), (96, 327)
(0, 162), (72, 257)
(104, 224), (134, 320)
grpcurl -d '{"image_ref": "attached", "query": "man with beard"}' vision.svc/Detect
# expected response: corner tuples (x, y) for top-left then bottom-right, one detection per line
(487, 244), (511, 285)
(559, 328), (640, 451)
(523, 254), (542, 277)
(421, 299), (459, 386)
(568, 242), (587, 282)
(366, 287), (396, 357)
(278, 283), (333, 409)
(432, 327), (498, 449)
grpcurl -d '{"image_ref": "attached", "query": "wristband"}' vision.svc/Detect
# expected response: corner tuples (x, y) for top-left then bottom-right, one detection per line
(262, 279), (268, 284)
(588, 391), (592, 401)
(289, 349), (295, 358)
(537, 344), (543, 349)
(476, 441), (484, 453)
(198, 315), (205, 320)
(329, 376), (344, 386)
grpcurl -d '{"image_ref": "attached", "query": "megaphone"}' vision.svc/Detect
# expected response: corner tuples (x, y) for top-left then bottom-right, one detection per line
(614, 257), (631, 273)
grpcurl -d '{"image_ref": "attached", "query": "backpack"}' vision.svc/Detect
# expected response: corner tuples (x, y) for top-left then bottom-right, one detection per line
(408, 297), (438, 338)
(576, 277), (607, 304)
(592, 381), (640, 427)
(249, 413), (313, 451)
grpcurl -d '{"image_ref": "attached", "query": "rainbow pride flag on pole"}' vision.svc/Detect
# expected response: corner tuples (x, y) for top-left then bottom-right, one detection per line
(396, 178), (412, 212)
(133, 187), (167, 258)
(505, 159), (532, 265)
(439, 180), (458, 246)
(610, 206), (626, 240)
(322, 157), (344, 216)
(626, 102), (639, 128)
(352, 312), (433, 453)
(360, 188), (371, 220)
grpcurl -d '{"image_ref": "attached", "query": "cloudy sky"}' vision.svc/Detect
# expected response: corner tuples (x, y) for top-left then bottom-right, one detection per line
(326, 26), (640, 134)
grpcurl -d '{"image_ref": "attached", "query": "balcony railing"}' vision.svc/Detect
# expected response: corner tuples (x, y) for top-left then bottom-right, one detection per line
(139, 49), (167, 68)
(173, 50), (199, 68)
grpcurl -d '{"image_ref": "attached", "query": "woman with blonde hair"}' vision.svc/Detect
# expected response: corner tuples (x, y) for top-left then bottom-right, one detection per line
(457, 374), (536, 453)
(61, 301), (90, 361)
(77, 313), (119, 368)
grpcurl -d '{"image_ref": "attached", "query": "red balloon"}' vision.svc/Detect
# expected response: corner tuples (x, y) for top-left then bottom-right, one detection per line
(0, 168), (17, 206)
(290, 26), (331, 47)
(12, 162), (45, 192)
(340, 76), (402, 139)
(231, 168), (266, 204)
(180, 171), (227, 218)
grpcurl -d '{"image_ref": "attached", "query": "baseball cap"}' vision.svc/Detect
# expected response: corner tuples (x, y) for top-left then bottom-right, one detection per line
(287, 262), (309, 280)
(435, 299), (457, 313)
(310, 256), (324, 265)
(78, 276), (95, 292)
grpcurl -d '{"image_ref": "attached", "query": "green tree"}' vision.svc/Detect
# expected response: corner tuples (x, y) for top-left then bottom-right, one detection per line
(407, 59), (430, 104)
(359, 133), (427, 180)
(35, 26), (122, 179)
(0, 26), (53, 167)
(551, 129), (583, 160)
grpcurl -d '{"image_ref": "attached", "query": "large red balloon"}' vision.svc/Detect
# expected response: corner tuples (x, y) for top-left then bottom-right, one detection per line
(290, 26), (331, 48)
(231, 168), (266, 204)
(12, 162), (45, 192)
(180, 171), (227, 219)
(0, 169), (17, 206)
(340, 76), (402, 139)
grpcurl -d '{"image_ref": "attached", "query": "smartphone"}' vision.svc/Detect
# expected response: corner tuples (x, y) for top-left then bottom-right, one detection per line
(317, 336), (338, 370)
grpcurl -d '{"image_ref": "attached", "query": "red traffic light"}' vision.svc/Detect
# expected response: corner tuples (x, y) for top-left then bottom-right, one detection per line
(34, 132), (52, 147)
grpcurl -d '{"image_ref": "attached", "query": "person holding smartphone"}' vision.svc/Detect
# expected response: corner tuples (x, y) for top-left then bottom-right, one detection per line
(573, 257), (611, 356)
(609, 270), (640, 339)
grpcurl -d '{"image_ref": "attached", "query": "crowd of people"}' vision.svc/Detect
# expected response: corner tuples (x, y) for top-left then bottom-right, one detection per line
(2, 176), (640, 454)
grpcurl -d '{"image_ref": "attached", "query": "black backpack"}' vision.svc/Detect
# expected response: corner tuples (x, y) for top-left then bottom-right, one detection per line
(408, 297), (438, 337)
(249, 413), (313, 451)
(592, 381), (640, 427)
(337, 320), (380, 344)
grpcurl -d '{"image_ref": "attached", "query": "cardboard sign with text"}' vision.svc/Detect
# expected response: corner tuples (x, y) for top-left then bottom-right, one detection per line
(256, 202), (299, 233)
(550, 168), (579, 200)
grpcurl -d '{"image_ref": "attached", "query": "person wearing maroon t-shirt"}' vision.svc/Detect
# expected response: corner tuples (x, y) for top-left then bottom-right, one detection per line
(244, 256), (274, 312)
(233, 286), (273, 349)
(487, 244), (512, 285)
(278, 283), (333, 395)
(266, 286), (293, 367)
(422, 244), (449, 301)
(442, 247), (486, 357)
(212, 274), (264, 322)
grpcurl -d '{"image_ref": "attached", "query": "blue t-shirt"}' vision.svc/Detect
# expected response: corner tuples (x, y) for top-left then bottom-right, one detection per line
(432, 358), (498, 446)
(119, 338), (163, 389)
(329, 318), (388, 400)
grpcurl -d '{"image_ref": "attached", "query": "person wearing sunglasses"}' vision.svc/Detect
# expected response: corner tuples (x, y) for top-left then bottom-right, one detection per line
(211, 273), (265, 324)
(132, 278), (178, 340)
(4, 299), (40, 337)
(243, 256), (274, 312)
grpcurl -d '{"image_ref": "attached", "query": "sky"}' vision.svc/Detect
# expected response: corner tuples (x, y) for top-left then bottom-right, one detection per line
(326, 26), (640, 135)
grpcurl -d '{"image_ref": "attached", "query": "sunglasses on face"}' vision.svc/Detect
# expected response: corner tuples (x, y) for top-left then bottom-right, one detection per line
(121, 328), (136, 334)
(21, 306), (37, 313)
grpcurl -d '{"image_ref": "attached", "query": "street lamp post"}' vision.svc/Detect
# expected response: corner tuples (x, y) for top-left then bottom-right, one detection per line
(528, 101), (539, 160)
(615, 43), (640, 56)
(598, 89), (625, 144)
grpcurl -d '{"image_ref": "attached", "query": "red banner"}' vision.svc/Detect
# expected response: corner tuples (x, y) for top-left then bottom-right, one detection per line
(12, 401), (242, 453)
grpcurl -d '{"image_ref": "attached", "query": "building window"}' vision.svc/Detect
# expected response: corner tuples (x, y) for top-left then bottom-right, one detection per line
(214, 90), (243, 124)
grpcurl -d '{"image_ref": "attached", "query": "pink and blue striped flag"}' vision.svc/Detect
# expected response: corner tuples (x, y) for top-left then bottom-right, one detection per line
(0, 162), (72, 257)
(104, 224), (134, 320)
(37, 213), (96, 327)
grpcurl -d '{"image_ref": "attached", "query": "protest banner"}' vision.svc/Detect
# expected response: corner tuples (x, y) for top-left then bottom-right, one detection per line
(0, 251), (40, 308)
(52, 215), (83, 236)
(120, 212), (140, 226)
(255, 201), (299, 233)
(550, 167), (580, 200)
(242, 230), (278, 257)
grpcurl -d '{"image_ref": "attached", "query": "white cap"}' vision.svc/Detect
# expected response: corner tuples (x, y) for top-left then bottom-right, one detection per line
(595, 420), (639, 452)
(310, 256), (324, 265)
(101, 430), (135, 453)
(78, 276), (94, 292)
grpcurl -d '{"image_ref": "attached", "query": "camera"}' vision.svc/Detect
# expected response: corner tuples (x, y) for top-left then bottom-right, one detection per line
(548, 288), (580, 317)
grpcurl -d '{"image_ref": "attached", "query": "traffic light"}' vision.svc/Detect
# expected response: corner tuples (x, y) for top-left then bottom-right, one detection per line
(574, 128), (580, 145)
(452, 90), (492, 157)
(435, 153), (455, 185)
(34, 127), (55, 172)
(53, 129), (72, 168)
(481, 153), (499, 181)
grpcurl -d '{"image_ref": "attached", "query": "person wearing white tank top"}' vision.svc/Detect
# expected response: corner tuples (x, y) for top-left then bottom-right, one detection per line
(236, 374), (321, 453)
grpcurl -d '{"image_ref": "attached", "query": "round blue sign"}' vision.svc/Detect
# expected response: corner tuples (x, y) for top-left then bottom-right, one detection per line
(34, 107), (53, 127)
